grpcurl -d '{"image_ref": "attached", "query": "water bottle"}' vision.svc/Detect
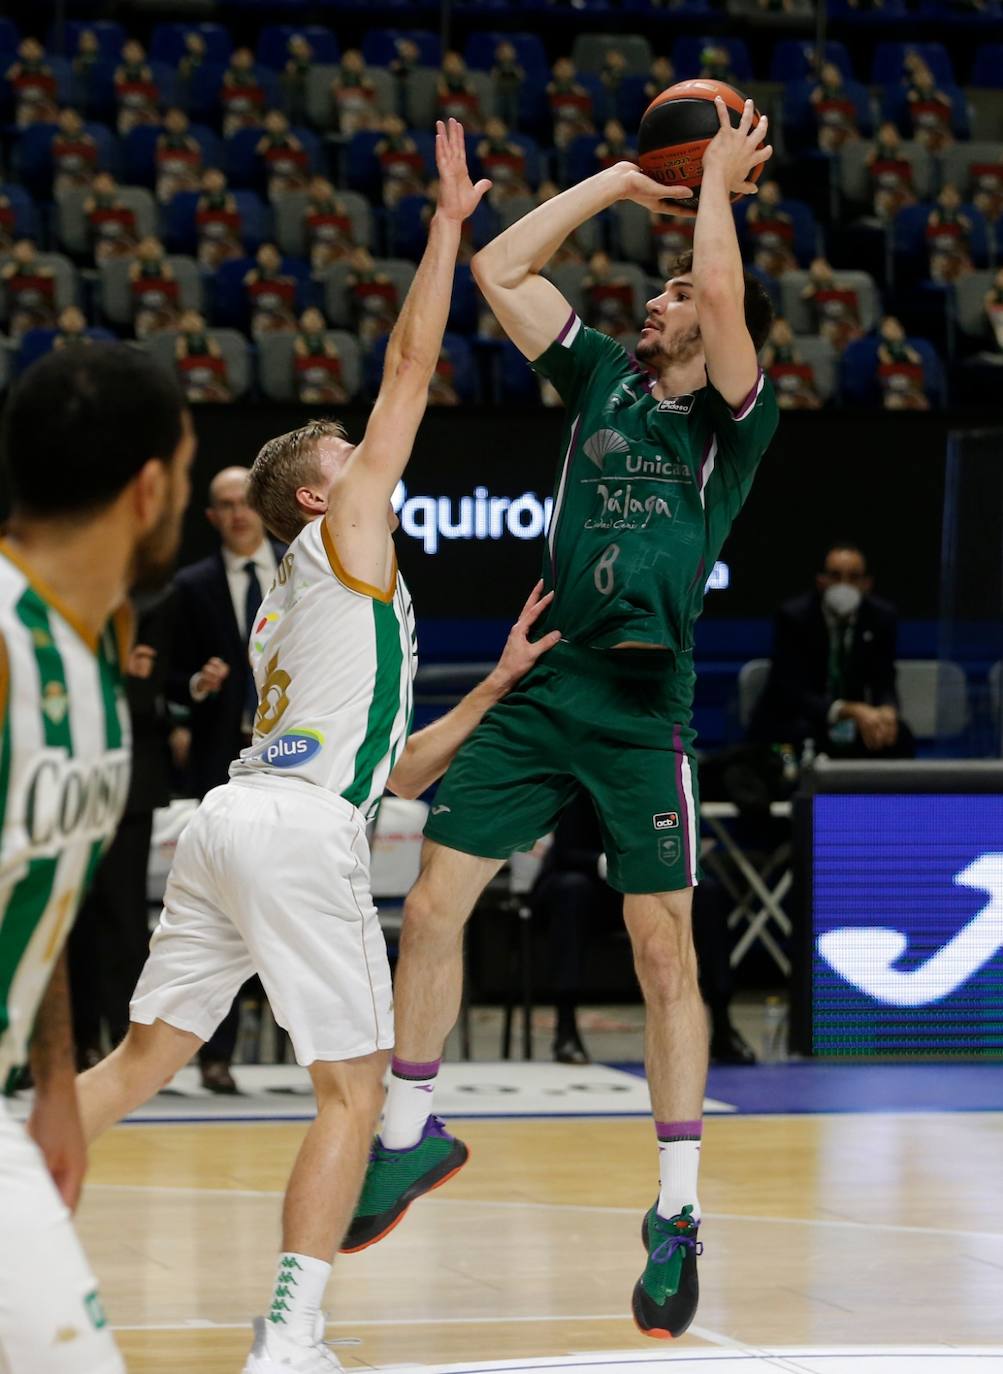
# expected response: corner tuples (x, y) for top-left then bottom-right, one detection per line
(761, 995), (788, 1063)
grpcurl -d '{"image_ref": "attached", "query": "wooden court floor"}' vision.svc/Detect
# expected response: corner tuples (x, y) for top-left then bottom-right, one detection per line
(77, 1111), (1003, 1372)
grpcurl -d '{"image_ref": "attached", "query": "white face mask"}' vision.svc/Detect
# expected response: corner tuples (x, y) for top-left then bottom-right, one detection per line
(823, 582), (862, 619)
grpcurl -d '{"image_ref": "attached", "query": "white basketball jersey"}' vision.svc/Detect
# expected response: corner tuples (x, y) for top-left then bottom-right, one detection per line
(0, 545), (131, 1089)
(230, 517), (417, 821)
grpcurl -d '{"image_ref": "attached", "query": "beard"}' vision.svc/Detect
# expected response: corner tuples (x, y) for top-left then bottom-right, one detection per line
(130, 491), (185, 594)
(636, 322), (702, 369)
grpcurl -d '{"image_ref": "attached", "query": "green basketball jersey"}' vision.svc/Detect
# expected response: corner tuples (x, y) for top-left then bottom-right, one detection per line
(0, 543), (132, 1089)
(532, 311), (779, 665)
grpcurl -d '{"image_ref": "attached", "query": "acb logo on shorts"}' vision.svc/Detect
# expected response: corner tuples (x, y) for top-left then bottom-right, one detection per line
(261, 729), (324, 769)
(652, 812), (679, 830)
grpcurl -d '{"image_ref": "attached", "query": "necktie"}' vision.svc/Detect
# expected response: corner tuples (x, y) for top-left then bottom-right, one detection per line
(243, 560), (264, 727)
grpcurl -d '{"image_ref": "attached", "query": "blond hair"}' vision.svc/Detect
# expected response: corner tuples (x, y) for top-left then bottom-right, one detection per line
(247, 419), (347, 544)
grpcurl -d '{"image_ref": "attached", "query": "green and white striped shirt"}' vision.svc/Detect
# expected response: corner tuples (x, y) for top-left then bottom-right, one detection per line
(230, 516), (416, 822)
(0, 543), (131, 1090)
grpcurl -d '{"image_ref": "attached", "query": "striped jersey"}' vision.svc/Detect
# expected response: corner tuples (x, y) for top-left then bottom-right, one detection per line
(532, 312), (778, 659)
(0, 544), (131, 1088)
(229, 516), (417, 822)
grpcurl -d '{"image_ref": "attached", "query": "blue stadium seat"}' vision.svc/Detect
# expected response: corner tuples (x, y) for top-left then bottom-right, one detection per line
(498, 338), (540, 404)
(364, 330), (479, 402)
(828, 0), (908, 18)
(840, 333), (946, 407)
(344, 129), (433, 197)
(564, 135), (602, 187)
(916, 0), (1001, 21)
(222, 122), (320, 190)
(17, 328), (116, 373)
(121, 123), (221, 188)
(0, 183), (41, 241)
(256, 26), (340, 70)
(56, 20), (126, 60)
(0, 18), (19, 58)
(463, 31), (548, 78)
(770, 40), (854, 83)
(871, 42), (955, 88)
(209, 253), (313, 328)
(881, 84), (970, 140)
(150, 23), (234, 66)
(447, 264), (478, 334)
(671, 37), (754, 83)
(162, 189), (271, 255)
(735, 194), (820, 267)
(70, 58), (118, 121)
(782, 78), (874, 146)
(361, 29), (442, 69)
(180, 62), (228, 122)
(972, 44), (1003, 87)
(893, 201), (992, 272)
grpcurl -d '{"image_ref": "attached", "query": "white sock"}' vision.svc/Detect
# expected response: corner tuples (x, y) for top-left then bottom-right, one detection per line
(266, 1252), (331, 1347)
(656, 1120), (702, 1222)
(380, 1056), (440, 1149)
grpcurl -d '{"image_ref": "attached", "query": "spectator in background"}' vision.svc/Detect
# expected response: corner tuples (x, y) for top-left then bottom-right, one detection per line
(330, 49), (380, 135)
(0, 194), (15, 255)
(389, 36), (422, 115)
(971, 157), (1003, 224)
(876, 314), (930, 410)
(175, 309), (233, 403)
(256, 109), (309, 201)
(750, 542), (914, 760)
(761, 318), (822, 409)
(52, 304), (89, 348)
(0, 239), (57, 335)
(437, 52), (483, 130)
(375, 114), (425, 208)
(114, 39), (160, 136)
(582, 250), (636, 342)
(72, 28), (102, 80)
(346, 245), (399, 348)
(699, 43), (738, 85)
(6, 38), (59, 129)
(168, 467), (285, 1092)
(810, 63), (860, 153)
(293, 307), (349, 404)
(221, 47), (266, 136)
(548, 58), (594, 151)
(652, 207), (695, 281)
(477, 118), (529, 204)
(906, 62), (954, 154)
(305, 176), (356, 269)
(129, 236), (180, 338)
(866, 123), (916, 221)
(594, 119), (636, 172)
(177, 31), (207, 88)
(925, 184), (973, 284)
(644, 55), (675, 106)
(156, 108), (203, 205)
(85, 172), (138, 264)
(744, 180), (798, 279)
(195, 168), (243, 269)
(68, 593), (176, 1069)
(282, 33), (314, 125)
(491, 41), (525, 130)
(800, 256), (862, 352)
(243, 243), (297, 337)
(598, 49), (629, 120)
(51, 108), (99, 197)
(428, 343), (461, 406)
(985, 266), (1003, 350)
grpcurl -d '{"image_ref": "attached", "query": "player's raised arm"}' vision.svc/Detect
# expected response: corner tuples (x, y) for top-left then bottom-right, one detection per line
(338, 119), (490, 505)
(472, 167), (691, 360)
(689, 98), (772, 408)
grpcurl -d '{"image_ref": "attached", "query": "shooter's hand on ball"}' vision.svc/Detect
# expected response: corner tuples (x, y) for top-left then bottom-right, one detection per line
(615, 164), (697, 215)
(701, 97), (772, 197)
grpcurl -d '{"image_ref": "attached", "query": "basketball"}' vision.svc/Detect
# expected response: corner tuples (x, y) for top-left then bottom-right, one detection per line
(637, 78), (764, 204)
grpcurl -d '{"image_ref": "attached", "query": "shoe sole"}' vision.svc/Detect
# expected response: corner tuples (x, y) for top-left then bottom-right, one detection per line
(339, 1141), (470, 1254)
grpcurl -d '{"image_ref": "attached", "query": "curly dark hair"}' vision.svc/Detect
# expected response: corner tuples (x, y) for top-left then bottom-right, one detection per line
(668, 251), (774, 353)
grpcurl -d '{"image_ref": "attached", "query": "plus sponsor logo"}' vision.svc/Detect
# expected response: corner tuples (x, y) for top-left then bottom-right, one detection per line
(22, 748), (131, 852)
(260, 729), (324, 769)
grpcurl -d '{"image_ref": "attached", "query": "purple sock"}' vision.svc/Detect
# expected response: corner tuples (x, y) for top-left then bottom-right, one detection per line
(655, 1119), (703, 1142)
(391, 1056), (441, 1082)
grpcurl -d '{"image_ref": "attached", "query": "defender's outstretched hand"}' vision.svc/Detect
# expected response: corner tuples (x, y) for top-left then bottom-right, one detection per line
(491, 580), (562, 694)
(435, 118), (492, 222)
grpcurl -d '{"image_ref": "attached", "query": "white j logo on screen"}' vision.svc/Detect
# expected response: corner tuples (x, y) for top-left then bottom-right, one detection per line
(817, 853), (1003, 1007)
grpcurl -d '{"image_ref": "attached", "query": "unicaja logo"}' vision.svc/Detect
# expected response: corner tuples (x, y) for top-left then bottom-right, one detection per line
(261, 729), (324, 769)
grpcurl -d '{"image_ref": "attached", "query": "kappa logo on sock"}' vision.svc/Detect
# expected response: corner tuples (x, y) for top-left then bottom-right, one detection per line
(416, 1083), (434, 1092)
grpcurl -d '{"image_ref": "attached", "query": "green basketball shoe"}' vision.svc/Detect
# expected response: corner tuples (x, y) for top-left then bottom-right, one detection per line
(631, 1203), (702, 1338)
(340, 1116), (469, 1253)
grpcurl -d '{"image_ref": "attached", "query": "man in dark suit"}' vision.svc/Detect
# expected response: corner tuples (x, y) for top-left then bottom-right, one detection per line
(168, 465), (285, 1089)
(751, 542), (914, 759)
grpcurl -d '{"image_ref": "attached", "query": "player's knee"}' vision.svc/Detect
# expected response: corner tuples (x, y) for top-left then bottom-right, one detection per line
(633, 930), (698, 1008)
(311, 1052), (386, 1122)
(401, 879), (462, 941)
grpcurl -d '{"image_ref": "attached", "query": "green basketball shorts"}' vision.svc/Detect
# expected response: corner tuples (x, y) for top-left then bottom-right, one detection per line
(423, 641), (700, 894)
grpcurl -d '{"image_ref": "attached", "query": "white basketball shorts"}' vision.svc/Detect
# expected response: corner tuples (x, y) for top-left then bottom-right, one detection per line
(0, 1101), (124, 1374)
(130, 775), (394, 1065)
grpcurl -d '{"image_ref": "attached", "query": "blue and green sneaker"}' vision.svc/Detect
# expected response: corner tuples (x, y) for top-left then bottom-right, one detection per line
(631, 1203), (702, 1338)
